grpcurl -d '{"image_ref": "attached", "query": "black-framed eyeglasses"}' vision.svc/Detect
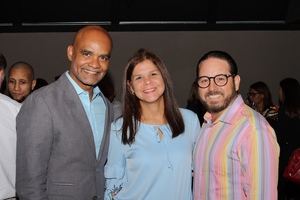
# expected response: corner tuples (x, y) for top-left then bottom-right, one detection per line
(196, 74), (235, 88)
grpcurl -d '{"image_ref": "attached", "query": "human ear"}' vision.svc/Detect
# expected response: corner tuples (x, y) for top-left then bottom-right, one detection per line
(31, 79), (37, 90)
(234, 75), (241, 91)
(127, 81), (135, 95)
(67, 45), (74, 61)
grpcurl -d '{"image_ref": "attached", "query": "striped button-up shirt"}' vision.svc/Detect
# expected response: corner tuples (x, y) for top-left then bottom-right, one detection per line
(194, 95), (279, 200)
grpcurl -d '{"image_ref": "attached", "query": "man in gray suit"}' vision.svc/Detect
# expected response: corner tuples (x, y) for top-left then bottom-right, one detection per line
(16, 25), (113, 200)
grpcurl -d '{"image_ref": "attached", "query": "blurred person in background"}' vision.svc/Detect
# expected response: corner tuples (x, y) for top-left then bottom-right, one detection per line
(7, 61), (36, 103)
(247, 81), (278, 128)
(0, 53), (7, 93)
(33, 78), (48, 91)
(276, 78), (300, 200)
(186, 81), (206, 125)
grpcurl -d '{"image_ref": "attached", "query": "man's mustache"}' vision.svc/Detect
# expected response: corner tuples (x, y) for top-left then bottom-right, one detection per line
(205, 91), (223, 97)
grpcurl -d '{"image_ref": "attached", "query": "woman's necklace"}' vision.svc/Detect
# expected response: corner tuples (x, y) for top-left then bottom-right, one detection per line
(156, 127), (164, 141)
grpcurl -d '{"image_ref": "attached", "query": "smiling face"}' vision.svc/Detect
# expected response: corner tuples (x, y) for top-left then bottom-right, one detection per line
(197, 57), (240, 118)
(128, 59), (165, 107)
(67, 26), (112, 93)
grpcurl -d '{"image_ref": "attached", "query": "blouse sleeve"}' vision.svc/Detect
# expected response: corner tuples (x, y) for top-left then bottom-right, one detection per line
(191, 113), (201, 147)
(181, 109), (201, 171)
(183, 109), (201, 147)
(104, 123), (126, 200)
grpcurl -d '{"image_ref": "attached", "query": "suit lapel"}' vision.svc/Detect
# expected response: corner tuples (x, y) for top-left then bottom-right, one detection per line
(59, 74), (97, 158)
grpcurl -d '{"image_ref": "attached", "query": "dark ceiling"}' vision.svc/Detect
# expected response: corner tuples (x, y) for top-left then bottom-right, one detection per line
(1, 0), (300, 32)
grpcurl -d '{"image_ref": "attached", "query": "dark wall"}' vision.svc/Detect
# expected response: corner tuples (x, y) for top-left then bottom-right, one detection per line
(1, 31), (299, 106)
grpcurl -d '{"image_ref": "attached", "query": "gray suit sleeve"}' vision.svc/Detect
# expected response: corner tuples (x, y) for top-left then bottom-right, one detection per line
(16, 93), (53, 200)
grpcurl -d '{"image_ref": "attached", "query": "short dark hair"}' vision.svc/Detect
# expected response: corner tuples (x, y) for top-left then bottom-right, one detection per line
(0, 54), (7, 70)
(9, 61), (35, 80)
(196, 50), (238, 77)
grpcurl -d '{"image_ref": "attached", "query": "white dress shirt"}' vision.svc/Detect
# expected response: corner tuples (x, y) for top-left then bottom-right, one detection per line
(0, 94), (21, 199)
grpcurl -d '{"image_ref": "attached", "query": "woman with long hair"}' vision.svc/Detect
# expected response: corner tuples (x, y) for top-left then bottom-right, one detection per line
(104, 49), (200, 200)
(247, 81), (278, 128)
(277, 78), (300, 200)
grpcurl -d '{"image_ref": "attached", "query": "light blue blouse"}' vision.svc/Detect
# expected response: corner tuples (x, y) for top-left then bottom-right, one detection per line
(104, 108), (201, 200)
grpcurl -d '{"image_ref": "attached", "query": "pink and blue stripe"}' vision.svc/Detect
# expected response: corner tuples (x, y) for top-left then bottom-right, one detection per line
(193, 95), (279, 200)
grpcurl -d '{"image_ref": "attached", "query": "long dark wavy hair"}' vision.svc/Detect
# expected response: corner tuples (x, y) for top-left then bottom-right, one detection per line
(121, 48), (184, 145)
(279, 78), (300, 118)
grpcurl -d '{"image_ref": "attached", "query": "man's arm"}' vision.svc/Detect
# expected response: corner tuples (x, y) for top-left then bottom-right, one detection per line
(244, 120), (279, 200)
(16, 93), (53, 200)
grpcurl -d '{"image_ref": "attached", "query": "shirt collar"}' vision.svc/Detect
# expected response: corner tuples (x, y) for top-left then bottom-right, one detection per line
(204, 94), (244, 125)
(65, 71), (101, 99)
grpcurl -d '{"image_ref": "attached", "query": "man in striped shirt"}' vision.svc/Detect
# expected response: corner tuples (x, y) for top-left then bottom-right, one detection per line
(193, 50), (279, 200)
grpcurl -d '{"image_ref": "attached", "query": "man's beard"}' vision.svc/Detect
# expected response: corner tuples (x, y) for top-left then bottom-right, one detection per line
(16, 96), (26, 103)
(200, 89), (237, 114)
(9, 93), (28, 103)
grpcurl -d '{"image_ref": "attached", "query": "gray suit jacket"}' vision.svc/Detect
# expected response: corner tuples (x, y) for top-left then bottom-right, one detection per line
(16, 73), (112, 200)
